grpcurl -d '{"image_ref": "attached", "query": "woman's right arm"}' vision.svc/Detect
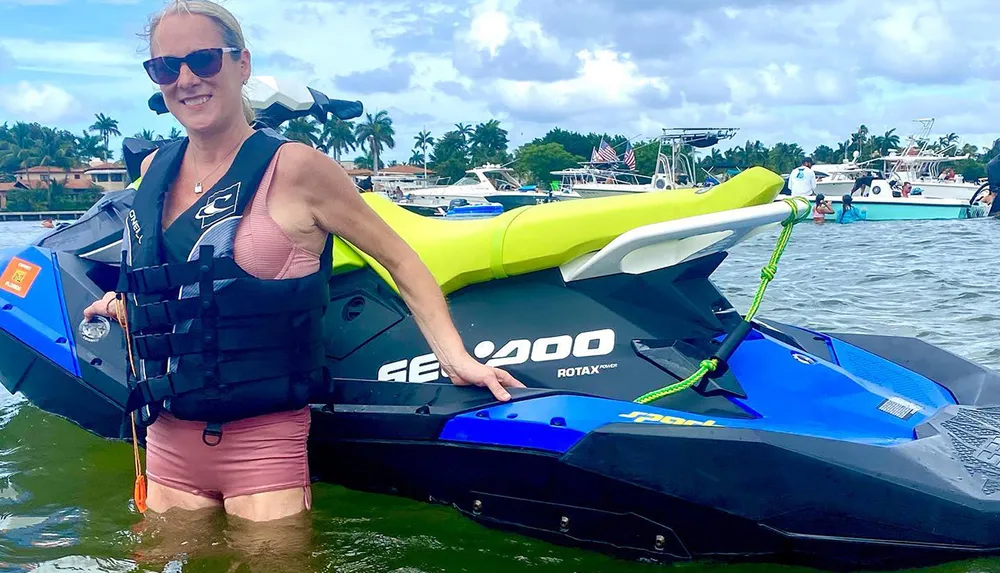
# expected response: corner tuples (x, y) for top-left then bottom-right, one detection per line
(82, 150), (157, 323)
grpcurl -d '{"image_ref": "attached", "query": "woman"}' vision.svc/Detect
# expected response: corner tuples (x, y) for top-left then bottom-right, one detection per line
(812, 193), (834, 223)
(837, 194), (867, 224)
(82, 0), (523, 524)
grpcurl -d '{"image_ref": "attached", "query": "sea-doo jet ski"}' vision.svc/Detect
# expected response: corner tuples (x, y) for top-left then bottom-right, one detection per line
(3, 80), (1000, 571)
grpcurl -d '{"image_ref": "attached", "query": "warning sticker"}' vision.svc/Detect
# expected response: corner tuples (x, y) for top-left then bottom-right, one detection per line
(0, 257), (41, 298)
(878, 396), (923, 420)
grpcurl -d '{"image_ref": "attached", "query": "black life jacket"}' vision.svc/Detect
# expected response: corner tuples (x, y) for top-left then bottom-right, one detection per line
(118, 128), (332, 440)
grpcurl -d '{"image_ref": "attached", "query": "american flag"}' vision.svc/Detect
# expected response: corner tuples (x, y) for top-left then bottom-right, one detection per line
(590, 147), (599, 162)
(597, 138), (618, 162)
(623, 140), (636, 170)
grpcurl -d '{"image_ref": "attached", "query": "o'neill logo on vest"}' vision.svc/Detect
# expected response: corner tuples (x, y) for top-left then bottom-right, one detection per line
(195, 182), (241, 229)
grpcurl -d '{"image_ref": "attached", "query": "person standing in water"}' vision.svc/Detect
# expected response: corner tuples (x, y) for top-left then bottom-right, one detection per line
(812, 193), (834, 223)
(82, 0), (523, 527)
(787, 157), (816, 198)
(837, 194), (867, 223)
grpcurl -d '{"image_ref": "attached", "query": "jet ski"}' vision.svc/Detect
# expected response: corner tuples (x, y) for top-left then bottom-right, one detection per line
(3, 80), (1000, 571)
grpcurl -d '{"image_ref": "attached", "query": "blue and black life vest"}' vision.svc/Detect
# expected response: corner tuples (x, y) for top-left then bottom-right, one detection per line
(117, 128), (332, 443)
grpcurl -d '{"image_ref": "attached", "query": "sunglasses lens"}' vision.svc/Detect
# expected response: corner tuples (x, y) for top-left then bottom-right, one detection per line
(187, 48), (224, 79)
(144, 57), (180, 85)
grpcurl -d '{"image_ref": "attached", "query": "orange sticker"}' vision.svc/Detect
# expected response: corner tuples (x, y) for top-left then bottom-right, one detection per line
(0, 257), (41, 298)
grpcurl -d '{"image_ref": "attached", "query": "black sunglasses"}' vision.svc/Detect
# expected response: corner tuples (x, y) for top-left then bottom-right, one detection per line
(143, 47), (240, 85)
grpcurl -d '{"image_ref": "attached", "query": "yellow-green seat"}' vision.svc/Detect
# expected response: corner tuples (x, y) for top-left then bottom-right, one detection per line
(335, 166), (784, 294)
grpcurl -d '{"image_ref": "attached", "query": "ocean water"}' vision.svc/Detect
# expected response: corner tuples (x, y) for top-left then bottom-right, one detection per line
(1, 217), (999, 573)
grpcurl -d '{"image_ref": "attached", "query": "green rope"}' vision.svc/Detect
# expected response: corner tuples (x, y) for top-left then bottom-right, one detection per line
(634, 197), (810, 405)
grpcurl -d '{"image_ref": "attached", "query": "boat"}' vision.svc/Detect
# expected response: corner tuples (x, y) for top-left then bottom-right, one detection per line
(876, 118), (983, 201)
(5, 81), (1000, 571)
(551, 165), (654, 198)
(807, 175), (991, 221)
(816, 191), (988, 221)
(564, 128), (739, 198)
(398, 164), (579, 211)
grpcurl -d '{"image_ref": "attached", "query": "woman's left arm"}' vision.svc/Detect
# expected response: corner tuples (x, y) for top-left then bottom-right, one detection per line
(285, 145), (525, 401)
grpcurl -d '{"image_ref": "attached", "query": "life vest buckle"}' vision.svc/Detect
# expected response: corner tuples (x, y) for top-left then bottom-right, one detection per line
(202, 422), (223, 447)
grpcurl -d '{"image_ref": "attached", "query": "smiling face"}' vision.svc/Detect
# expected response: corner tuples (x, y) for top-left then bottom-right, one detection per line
(149, 12), (250, 136)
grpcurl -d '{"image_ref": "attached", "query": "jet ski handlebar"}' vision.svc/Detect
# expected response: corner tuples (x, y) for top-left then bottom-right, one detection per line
(147, 87), (363, 129)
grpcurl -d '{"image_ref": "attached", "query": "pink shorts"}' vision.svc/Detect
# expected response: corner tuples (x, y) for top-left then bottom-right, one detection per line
(145, 406), (312, 506)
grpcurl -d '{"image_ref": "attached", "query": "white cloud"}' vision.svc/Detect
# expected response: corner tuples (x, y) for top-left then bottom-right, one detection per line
(491, 48), (670, 116)
(0, 81), (77, 122)
(2, 0), (1000, 163)
(0, 37), (141, 78)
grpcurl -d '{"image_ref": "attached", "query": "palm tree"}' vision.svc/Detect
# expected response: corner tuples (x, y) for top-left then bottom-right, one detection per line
(413, 129), (435, 158)
(89, 113), (121, 153)
(454, 123), (473, 142)
(283, 118), (320, 147)
(409, 149), (425, 166)
(76, 131), (105, 162)
(470, 120), (509, 164)
(320, 119), (357, 161)
(168, 127), (183, 139)
(881, 128), (900, 153)
(31, 129), (73, 169)
(134, 129), (157, 141)
(354, 110), (396, 175)
(937, 132), (960, 156)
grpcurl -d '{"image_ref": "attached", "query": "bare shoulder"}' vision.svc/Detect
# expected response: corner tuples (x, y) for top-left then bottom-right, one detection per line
(274, 141), (354, 199)
(139, 148), (159, 177)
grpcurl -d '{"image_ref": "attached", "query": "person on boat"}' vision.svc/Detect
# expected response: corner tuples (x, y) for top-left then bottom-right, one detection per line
(787, 157), (816, 197)
(812, 193), (834, 223)
(837, 194), (867, 224)
(81, 0), (523, 529)
(900, 182), (912, 198)
(850, 174), (875, 196)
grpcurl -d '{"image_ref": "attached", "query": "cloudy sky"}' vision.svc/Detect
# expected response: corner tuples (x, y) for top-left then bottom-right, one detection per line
(1, 0), (997, 163)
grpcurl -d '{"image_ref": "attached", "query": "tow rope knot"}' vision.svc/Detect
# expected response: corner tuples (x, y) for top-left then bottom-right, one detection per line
(700, 359), (718, 372)
(761, 264), (778, 282)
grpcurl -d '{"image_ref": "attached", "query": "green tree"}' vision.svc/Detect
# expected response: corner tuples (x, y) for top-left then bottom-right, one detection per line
(453, 123), (473, 142)
(470, 119), (509, 166)
(32, 128), (75, 169)
(320, 119), (357, 161)
(514, 142), (582, 184)
(283, 118), (320, 147)
(413, 129), (435, 161)
(76, 131), (106, 162)
(89, 113), (120, 155)
(811, 144), (837, 164)
(355, 110), (396, 175)
(429, 130), (470, 183)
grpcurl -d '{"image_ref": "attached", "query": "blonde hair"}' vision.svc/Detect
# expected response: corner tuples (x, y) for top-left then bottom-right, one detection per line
(143, 0), (255, 124)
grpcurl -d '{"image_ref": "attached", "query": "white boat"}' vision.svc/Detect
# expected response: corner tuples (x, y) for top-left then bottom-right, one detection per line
(876, 119), (983, 201)
(398, 164), (580, 212)
(813, 161), (874, 197)
(558, 128), (739, 198)
(551, 166), (653, 198)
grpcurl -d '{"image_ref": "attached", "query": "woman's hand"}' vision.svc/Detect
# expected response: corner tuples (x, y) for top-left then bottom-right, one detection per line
(442, 352), (526, 402)
(83, 291), (121, 322)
